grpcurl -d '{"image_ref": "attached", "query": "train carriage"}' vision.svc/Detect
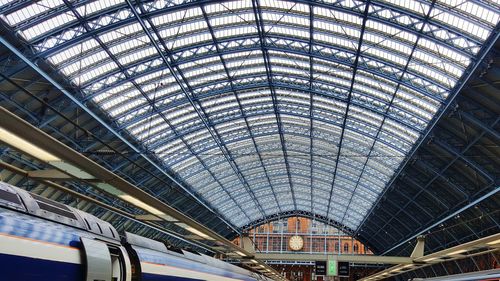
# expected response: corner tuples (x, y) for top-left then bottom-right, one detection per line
(0, 181), (270, 281)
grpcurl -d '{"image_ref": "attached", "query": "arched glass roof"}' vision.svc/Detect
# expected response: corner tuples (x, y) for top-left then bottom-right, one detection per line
(1, 0), (498, 230)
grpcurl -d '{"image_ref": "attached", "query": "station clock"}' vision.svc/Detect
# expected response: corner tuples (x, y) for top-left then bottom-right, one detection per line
(289, 235), (304, 251)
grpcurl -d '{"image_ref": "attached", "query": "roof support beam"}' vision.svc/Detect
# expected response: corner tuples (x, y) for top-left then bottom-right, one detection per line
(308, 4), (315, 215)
(255, 253), (413, 264)
(381, 185), (500, 255)
(325, 0), (371, 222)
(252, 0), (297, 209)
(127, 0), (267, 220)
(356, 26), (500, 236)
(200, 4), (281, 214)
(0, 35), (240, 234)
(340, 0), (436, 225)
(0, 105), (256, 255)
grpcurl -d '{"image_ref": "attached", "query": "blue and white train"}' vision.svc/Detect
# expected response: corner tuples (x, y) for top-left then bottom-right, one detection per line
(0, 181), (271, 281)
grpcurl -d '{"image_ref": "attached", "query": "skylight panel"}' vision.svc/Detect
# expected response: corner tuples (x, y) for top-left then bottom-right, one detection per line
(430, 8), (490, 40)
(109, 36), (148, 54)
(151, 7), (202, 26)
(314, 32), (358, 51)
(379, 0), (431, 16)
(183, 64), (225, 79)
(209, 10), (257, 26)
(315, 18), (360, 39)
(205, 0), (253, 13)
(261, 0), (308, 13)
(362, 46), (408, 67)
(20, 11), (76, 41)
(412, 50), (464, 78)
(61, 49), (108, 76)
(48, 39), (99, 65)
(226, 57), (265, 70)
(417, 38), (470, 67)
(76, 0), (123, 17)
(100, 23), (143, 43)
(73, 61), (118, 85)
(4, 0), (64, 26)
(442, 0), (500, 26)
(366, 20), (417, 43)
(1, 0), (498, 230)
(408, 58), (456, 89)
(268, 25), (309, 39)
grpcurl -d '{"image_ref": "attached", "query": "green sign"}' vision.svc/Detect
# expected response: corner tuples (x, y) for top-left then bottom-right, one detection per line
(327, 259), (337, 276)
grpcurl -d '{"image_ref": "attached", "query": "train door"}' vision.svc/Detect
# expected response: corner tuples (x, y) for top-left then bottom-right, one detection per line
(81, 237), (131, 281)
(108, 245), (132, 281)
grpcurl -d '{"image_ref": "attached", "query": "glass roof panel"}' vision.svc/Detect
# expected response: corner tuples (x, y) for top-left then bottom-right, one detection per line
(1, 0), (498, 230)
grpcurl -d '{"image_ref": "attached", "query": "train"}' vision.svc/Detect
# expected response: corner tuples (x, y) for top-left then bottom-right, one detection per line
(0, 181), (272, 281)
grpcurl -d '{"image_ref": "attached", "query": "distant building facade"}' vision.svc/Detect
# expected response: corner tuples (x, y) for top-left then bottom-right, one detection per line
(234, 217), (372, 254)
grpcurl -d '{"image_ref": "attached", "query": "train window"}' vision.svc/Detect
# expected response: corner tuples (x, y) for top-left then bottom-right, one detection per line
(84, 218), (92, 230)
(109, 227), (116, 238)
(31, 194), (78, 220)
(36, 201), (78, 220)
(96, 222), (103, 234)
(31, 194), (70, 211)
(0, 189), (21, 205)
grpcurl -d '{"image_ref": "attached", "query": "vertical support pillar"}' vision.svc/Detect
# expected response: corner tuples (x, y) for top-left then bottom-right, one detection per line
(410, 236), (425, 258)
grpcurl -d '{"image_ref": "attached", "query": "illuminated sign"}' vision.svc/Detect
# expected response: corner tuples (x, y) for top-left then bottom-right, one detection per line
(327, 259), (337, 276)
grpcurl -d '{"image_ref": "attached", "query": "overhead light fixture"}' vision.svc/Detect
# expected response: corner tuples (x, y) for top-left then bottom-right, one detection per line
(390, 269), (400, 273)
(119, 195), (165, 215)
(251, 259), (258, 263)
(49, 161), (95, 180)
(234, 251), (247, 257)
(446, 249), (467, 256)
(486, 238), (500, 245)
(0, 127), (60, 162)
(422, 257), (439, 262)
(175, 222), (214, 240)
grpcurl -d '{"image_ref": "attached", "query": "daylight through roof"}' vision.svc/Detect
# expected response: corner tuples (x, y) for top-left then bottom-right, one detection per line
(1, 0), (498, 230)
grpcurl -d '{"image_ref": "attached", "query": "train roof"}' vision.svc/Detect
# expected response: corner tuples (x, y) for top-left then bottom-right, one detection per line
(0, 181), (119, 241)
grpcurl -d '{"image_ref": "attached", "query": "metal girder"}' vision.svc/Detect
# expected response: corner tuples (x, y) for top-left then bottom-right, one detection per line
(356, 28), (500, 235)
(252, 0), (297, 210)
(29, 0), (477, 61)
(0, 105), (248, 255)
(382, 185), (500, 256)
(0, 160), (209, 252)
(458, 110), (500, 141)
(0, 35), (240, 234)
(255, 253), (413, 264)
(80, 40), (445, 106)
(1, 85), (228, 231)
(339, 0), (436, 225)
(308, 3), (315, 214)
(360, 232), (500, 281)
(200, 4), (281, 214)
(140, 101), (410, 156)
(126, 0), (268, 221)
(325, 0), (371, 220)
(433, 137), (496, 184)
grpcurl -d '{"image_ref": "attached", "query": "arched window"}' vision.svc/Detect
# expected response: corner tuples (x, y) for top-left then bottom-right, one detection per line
(354, 244), (359, 253)
(335, 242), (340, 253)
(343, 243), (349, 253)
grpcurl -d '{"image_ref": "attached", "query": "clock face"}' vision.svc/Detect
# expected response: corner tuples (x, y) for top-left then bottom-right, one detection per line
(289, 235), (304, 251)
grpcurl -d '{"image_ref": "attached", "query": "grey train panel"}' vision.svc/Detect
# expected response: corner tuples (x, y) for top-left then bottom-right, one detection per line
(81, 237), (112, 281)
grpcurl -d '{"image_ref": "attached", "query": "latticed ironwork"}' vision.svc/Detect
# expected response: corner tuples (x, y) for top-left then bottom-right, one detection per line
(0, 0), (498, 231)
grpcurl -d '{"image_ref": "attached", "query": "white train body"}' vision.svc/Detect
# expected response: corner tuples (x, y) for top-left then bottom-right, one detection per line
(0, 181), (270, 281)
